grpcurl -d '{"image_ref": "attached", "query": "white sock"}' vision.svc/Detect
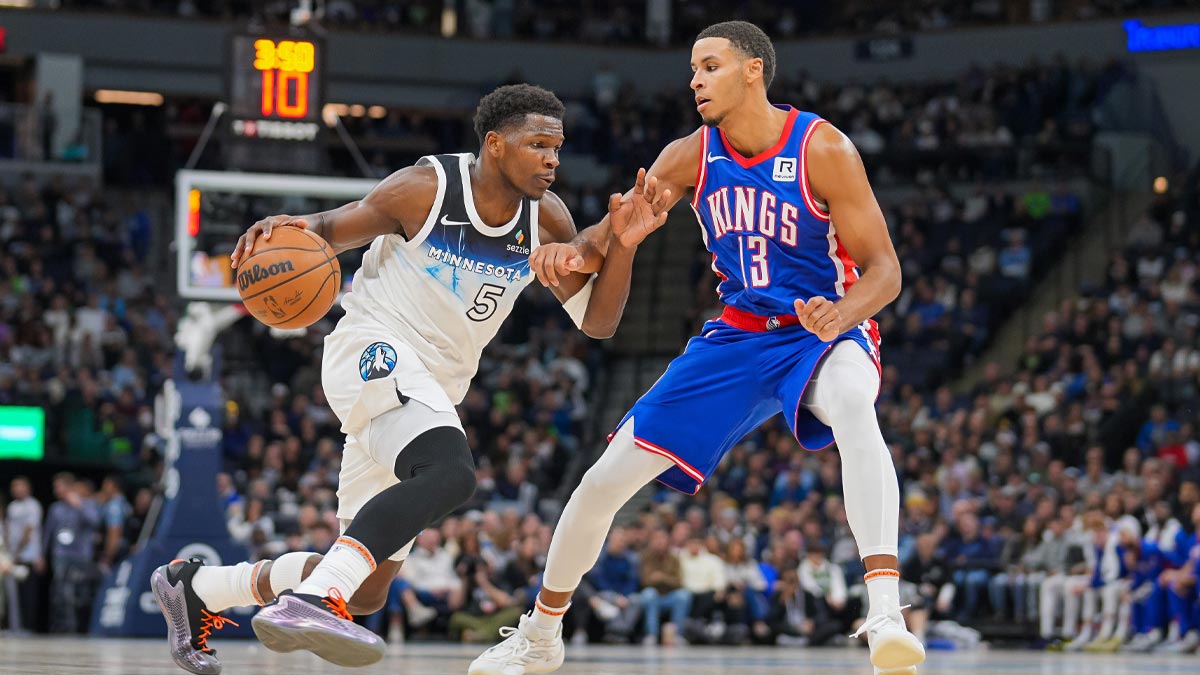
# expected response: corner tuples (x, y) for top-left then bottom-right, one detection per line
(531, 595), (570, 632)
(865, 569), (902, 617)
(269, 551), (314, 598)
(295, 535), (376, 601)
(191, 560), (265, 612)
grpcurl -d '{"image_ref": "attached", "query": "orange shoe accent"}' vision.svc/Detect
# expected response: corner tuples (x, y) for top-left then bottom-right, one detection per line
(322, 588), (354, 621)
(170, 558), (187, 565)
(196, 609), (239, 653)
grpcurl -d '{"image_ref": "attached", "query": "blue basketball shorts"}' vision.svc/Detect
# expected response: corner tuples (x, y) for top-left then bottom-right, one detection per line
(611, 314), (881, 495)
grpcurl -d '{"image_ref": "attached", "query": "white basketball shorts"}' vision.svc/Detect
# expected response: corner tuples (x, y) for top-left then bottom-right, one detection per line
(322, 318), (464, 562)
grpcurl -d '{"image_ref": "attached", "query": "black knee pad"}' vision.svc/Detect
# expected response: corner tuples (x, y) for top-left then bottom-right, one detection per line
(345, 425), (477, 561)
(394, 425), (476, 504)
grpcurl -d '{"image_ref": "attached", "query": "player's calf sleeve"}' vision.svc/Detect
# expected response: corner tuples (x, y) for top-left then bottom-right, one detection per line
(342, 425), (476, 562)
(542, 421), (673, 593)
(805, 342), (899, 559)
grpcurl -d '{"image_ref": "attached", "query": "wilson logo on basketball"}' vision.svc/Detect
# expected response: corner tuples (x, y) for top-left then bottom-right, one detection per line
(237, 261), (296, 291)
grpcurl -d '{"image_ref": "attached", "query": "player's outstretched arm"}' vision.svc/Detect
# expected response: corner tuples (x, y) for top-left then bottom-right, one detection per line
(529, 131), (701, 282)
(794, 124), (902, 341)
(230, 166), (437, 267)
(536, 169), (671, 339)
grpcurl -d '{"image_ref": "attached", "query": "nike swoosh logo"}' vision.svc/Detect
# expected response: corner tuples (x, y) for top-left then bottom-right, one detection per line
(440, 215), (472, 227)
(707, 153), (732, 163)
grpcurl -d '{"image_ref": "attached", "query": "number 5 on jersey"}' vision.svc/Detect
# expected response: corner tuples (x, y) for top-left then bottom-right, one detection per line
(468, 283), (505, 321)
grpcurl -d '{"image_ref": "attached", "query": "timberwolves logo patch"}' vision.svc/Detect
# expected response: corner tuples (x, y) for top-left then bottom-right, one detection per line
(359, 342), (398, 381)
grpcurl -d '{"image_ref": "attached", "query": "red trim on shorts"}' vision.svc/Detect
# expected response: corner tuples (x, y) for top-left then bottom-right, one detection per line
(632, 436), (705, 484)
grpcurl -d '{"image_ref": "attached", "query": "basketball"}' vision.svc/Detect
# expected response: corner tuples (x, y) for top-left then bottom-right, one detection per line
(236, 227), (340, 329)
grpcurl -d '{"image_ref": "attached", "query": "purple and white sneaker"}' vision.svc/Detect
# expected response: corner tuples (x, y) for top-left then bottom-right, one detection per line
(251, 589), (385, 667)
(151, 558), (238, 675)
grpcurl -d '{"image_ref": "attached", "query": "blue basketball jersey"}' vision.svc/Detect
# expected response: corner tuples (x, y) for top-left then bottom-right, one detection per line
(691, 106), (861, 319)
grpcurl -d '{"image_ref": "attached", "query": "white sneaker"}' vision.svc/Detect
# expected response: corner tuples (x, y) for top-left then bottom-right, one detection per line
(469, 612), (565, 675)
(851, 598), (925, 673)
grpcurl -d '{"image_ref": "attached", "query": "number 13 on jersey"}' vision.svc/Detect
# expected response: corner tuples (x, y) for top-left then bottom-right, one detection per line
(744, 236), (770, 288)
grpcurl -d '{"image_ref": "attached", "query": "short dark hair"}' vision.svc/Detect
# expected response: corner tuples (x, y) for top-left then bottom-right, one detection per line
(473, 84), (565, 145)
(696, 21), (776, 88)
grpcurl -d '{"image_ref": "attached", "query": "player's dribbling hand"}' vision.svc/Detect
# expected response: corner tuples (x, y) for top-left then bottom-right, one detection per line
(794, 297), (842, 342)
(610, 168), (672, 249)
(230, 214), (308, 268)
(529, 242), (585, 287)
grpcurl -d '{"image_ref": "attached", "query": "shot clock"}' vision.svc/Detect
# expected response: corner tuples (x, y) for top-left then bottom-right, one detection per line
(225, 32), (327, 171)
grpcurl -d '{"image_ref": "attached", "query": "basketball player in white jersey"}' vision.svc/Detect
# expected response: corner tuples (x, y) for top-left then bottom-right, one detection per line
(150, 84), (672, 673)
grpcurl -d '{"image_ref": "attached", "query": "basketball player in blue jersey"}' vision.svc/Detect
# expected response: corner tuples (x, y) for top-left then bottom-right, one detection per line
(149, 85), (672, 674)
(473, 22), (924, 675)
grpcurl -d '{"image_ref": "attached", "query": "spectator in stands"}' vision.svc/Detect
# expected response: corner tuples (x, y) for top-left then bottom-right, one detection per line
(587, 527), (642, 642)
(401, 529), (465, 621)
(797, 539), (853, 644)
(638, 529), (690, 646)
(449, 555), (524, 643)
(714, 538), (767, 644)
(989, 515), (1044, 622)
(945, 511), (999, 623)
(679, 535), (727, 642)
(96, 475), (130, 572)
(1157, 503), (1200, 653)
(5, 477), (42, 633)
(42, 472), (99, 633)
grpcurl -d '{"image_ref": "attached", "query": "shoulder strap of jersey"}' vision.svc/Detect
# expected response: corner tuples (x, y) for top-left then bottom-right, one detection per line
(795, 114), (831, 221)
(528, 198), (541, 250)
(691, 126), (714, 209)
(402, 154), (451, 248)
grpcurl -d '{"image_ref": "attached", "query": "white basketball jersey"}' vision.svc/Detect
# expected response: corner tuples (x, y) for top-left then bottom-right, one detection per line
(339, 153), (540, 404)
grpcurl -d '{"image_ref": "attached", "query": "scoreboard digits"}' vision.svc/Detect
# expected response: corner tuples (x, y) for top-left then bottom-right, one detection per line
(228, 33), (325, 143)
(253, 39), (315, 119)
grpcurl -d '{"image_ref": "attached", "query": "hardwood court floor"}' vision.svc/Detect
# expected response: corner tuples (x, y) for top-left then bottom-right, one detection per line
(3, 637), (1198, 674)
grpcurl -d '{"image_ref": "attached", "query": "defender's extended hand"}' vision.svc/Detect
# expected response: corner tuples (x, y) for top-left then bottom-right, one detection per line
(610, 168), (673, 249)
(231, 214), (308, 268)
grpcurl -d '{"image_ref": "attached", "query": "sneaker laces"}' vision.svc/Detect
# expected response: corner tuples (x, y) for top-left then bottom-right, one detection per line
(195, 609), (239, 653)
(484, 625), (534, 660)
(850, 605), (911, 640)
(322, 588), (354, 621)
